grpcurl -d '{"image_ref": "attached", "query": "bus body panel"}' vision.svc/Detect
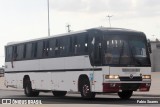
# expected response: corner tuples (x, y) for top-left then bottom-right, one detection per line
(5, 56), (95, 91)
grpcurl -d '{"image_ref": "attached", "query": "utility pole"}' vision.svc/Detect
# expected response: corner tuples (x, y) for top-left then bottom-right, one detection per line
(47, 0), (50, 36)
(107, 15), (112, 27)
(66, 24), (71, 33)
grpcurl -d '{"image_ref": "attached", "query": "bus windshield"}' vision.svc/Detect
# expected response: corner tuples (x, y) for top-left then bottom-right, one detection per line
(103, 34), (150, 66)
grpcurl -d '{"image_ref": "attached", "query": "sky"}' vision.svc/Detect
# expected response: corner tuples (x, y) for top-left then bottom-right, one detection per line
(0, 0), (160, 66)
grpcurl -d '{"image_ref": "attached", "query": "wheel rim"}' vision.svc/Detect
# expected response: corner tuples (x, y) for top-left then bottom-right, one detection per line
(82, 84), (89, 96)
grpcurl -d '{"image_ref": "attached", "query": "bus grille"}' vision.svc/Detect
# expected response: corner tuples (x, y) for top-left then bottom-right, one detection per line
(119, 77), (142, 81)
(120, 83), (140, 91)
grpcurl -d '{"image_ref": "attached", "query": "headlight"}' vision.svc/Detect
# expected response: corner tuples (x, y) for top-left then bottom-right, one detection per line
(105, 75), (119, 79)
(142, 75), (151, 79)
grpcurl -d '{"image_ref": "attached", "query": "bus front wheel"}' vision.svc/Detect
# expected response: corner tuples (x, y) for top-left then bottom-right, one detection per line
(118, 90), (133, 99)
(80, 79), (95, 99)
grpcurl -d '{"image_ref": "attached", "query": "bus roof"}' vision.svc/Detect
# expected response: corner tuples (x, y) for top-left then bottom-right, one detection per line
(6, 27), (143, 46)
(90, 27), (142, 33)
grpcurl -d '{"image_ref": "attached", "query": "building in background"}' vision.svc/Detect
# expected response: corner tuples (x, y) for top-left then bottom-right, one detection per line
(150, 40), (160, 72)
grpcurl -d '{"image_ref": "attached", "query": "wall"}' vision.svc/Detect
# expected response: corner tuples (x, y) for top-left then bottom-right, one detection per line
(150, 41), (160, 72)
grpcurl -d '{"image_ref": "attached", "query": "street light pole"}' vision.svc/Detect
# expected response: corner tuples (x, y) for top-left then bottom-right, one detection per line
(107, 15), (112, 27)
(47, 0), (50, 36)
(66, 24), (71, 33)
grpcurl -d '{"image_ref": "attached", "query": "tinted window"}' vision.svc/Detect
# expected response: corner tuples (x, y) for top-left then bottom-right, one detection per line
(37, 41), (43, 58)
(5, 46), (13, 61)
(73, 36), (78, 55)
(59, 37), (66, 56)
(12, 46), (17, 61)
(77, 34), (88, 55)
(5, 33), (89, 61)
(23, 44), (26, 59)
(17, 44), (24, 60)
(49, 39), (56, 57)
(26, 43), (32, 59)
(64, 37), (70, 56)
(31, 42), (37, 58)
(84, 34), (88, 53)
(55, 39), (60, 57)
(68, 36), (73, 55)
(43, 40), (49, 57)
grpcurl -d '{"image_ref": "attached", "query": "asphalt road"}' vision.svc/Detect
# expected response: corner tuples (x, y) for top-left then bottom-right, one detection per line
(0, 90), (160, 105)
(1, 71), (160, 107)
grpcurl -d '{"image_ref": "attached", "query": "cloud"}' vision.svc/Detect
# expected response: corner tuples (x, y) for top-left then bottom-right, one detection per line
(50, 0), (87, 12)
(50, 0), (132, 13)
(49, 0), (160, 18)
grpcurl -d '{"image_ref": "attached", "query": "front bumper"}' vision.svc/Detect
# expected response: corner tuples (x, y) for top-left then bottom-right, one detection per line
(103, 82), (151, 92)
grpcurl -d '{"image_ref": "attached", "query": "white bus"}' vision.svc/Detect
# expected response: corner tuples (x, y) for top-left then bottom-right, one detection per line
(4, 27), (151, 99)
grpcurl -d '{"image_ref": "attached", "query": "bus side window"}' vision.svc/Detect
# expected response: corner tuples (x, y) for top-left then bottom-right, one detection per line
(17, 44), (24, 60)
(49, 39), (56, 57)
(37, 41), (43, 58)
(77, 35), (83, 55)
(26, 43), (32, 59)
(77, 33), (88, 55)
(73, 36), (78, 55)
(12, 46), (18, 61)
(84, 34), (88, 53)
(23, 44), (26, 59)
(5, 46), (13, 62)
(64, 36), (70, 56)
(69, 36), (73, 56)
(43, 40), (49, 57)
(55, 39), (60, 57)
(59, 37), (66, 57)
(31, 42), (37, 58)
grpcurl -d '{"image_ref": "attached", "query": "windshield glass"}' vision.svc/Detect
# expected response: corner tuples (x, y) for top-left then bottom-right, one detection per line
(103, 34), (150, 66)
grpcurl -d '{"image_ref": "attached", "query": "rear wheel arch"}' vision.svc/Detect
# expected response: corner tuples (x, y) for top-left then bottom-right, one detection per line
(23, 75), (30, 89)
(23, 75), (39, 97)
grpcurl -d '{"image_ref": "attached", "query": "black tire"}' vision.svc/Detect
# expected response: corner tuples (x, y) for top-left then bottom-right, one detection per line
(118, 90), (133, 100)
(32, 91), (40, 97)
(24, 80), (33, 97)
(52, 91), (67, 97)
(80, 79), (95, 99)
(24, 79), (39, 97)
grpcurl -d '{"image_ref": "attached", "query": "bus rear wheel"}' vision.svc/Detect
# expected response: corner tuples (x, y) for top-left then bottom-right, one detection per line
(80, 79), (95, 99)
(118, 90), (133, 99)
(52, 91), (67, 97)
(24, 79), (39, 97)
